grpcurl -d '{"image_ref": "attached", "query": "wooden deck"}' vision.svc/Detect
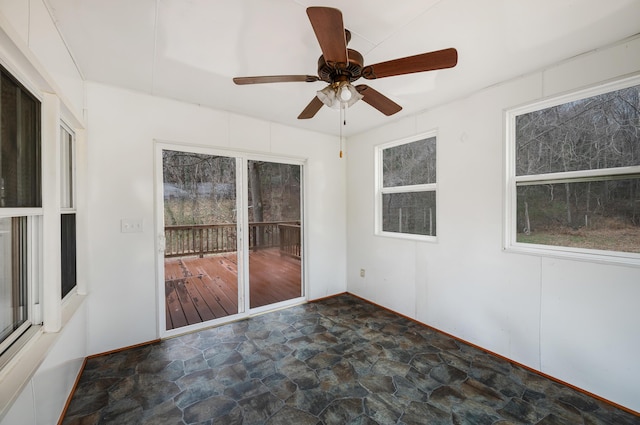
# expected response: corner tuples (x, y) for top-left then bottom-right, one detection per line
(165, 248), (301, 330)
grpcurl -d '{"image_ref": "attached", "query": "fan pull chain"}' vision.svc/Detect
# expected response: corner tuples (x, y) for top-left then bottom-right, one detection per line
(343, 100), (347, 126)
(339, 102), (344, 158)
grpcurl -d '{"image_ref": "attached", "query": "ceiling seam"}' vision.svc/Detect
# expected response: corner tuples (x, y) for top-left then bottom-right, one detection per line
(41, 0), (86, 80)
(151, 0), (160, 95)
(357, 0), (447, 53)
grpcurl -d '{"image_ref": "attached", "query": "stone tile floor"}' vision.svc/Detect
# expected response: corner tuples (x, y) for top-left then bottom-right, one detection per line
(62, 294), (639, 424)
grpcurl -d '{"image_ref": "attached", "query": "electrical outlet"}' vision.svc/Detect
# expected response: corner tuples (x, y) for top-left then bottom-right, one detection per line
(360, 269), (365, 278)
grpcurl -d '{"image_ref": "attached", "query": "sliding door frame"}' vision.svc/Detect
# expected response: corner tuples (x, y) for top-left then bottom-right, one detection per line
(154, 141), (307, 339)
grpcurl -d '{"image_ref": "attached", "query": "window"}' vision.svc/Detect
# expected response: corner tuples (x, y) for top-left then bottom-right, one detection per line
(60, 124), (76, 299)
(376, 133), (437, 239)
(0, 65), (41, 354)
(506, 77), (640, 261)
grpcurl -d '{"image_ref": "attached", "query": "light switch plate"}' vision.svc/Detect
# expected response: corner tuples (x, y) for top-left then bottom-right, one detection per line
(121, 218), (143, 233)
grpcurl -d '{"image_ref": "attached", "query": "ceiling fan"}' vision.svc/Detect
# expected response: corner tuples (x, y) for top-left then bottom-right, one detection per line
(233, 6), (458, 120)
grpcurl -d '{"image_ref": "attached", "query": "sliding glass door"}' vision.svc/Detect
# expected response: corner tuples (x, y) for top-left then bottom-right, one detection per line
(157, 145), (304, 335)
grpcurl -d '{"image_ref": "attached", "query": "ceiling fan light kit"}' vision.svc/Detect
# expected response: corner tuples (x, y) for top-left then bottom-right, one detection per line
(317, 81), (363, 109)
(233, 6), (458, 120)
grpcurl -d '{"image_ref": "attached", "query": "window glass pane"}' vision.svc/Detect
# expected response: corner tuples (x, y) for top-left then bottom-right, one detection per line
(0, 217), (28, 345)
(163, 150), (236, 226)
(0, 72), (41, 207)
(383, 137), (436, 187)
(382, 191), (436, 236)
(61, 214), (76, 298)
(516, 178), (640, 253)
(516, 85), (640, 176)
(247, 161), (300, 223)
(60, 127), (74, 209)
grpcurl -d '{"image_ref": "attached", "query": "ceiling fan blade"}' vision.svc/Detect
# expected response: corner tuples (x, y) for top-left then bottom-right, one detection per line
(298, 96), (324, 119)
(362, 48), (458, 80)
(356, 85), (402, 116)
(306, 7), (348, 65)
(233, 75), (319, 85)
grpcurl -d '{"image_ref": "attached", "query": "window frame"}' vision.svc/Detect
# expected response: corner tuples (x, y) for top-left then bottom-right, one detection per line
(504, 74), (640, 265)
(375, 131), (438, 242)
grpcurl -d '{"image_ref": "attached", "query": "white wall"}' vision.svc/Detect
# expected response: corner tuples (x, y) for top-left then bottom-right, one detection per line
(83, 82), (347, 355)
(0, 302), (88, 425)
(346, 36), (640, 412)
(32, 305), (87, 424)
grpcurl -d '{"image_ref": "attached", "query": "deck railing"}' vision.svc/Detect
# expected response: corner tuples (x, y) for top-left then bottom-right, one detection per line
(279, 224), (301, 258)
(164, 222), (301, 259)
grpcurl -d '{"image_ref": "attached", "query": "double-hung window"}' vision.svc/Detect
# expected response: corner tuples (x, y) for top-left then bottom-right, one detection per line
(375, 133), (437, 240)
(506, 76), (640, 262)
(0, 65), (42, 356)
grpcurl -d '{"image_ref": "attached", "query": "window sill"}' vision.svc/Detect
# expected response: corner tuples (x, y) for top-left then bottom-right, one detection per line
(0, 293), (86, 420)
(376, 231), (437, 243)
(505, 243), (640, 268)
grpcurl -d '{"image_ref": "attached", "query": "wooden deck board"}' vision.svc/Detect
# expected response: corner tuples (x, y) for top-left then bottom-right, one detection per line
(197, 274), (237, 316)
(174, 280), (202, 325)
(183, 277), (217, 322)
(165, 302), (172, 330)
(189, 257), (239, 312)
(164, 248), (301, 330)
(249, 250), (301, 308)
(165, 281), (188, 329)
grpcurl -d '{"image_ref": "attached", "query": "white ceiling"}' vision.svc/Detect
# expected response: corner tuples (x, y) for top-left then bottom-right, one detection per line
(45, 0), (640, 136)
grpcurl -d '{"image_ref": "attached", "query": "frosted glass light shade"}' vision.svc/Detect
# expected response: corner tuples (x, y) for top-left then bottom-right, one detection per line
(317, 83), (362, 109)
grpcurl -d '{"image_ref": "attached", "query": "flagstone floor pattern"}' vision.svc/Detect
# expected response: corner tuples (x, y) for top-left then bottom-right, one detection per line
(62, 294), (639, 424)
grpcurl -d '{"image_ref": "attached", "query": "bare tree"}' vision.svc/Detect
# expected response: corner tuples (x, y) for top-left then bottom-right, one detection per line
(515, 84), (640, 237)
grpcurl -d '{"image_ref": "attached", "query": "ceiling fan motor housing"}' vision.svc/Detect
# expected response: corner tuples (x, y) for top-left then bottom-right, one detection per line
(317, 49), (364, 84)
